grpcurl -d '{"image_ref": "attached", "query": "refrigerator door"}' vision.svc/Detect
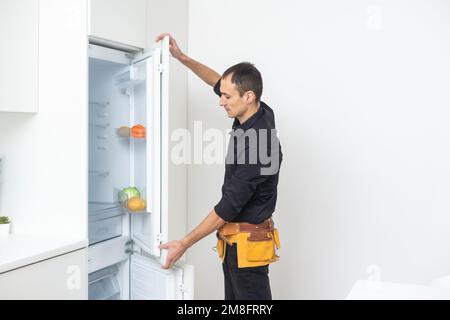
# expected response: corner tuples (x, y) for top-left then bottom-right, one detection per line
(129, 36), (187, 263)
(129, 42), (163, 257)
(130, 254), (194, 300)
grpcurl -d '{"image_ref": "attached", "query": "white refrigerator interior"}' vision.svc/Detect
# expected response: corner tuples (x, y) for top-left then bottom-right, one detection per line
(88, 38), (192, 300)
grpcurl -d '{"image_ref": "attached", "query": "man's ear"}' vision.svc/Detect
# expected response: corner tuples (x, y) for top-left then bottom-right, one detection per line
(245, 91), (256, 104)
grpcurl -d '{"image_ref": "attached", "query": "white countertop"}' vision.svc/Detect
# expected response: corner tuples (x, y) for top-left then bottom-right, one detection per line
(347, 280), (450, 300)
(0, 234), (87, 274)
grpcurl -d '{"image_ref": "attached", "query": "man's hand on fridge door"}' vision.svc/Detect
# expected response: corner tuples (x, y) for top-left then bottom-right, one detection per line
(159, 240), (189, 269)
(155, 33), (185, 61)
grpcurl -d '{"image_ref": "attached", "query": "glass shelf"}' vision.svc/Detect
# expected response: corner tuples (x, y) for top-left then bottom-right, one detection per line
(89, 101), (109, 108)
(88, 202), (125, 245)
(115, 70), (145, 89)
(89, 122), (110, 129)
(115, 79), (145, 89)
(96, 112), (109, 119)
(89, 170), (110, 177)
(89, 202), (124, 218)
(89, 200), (150, 215)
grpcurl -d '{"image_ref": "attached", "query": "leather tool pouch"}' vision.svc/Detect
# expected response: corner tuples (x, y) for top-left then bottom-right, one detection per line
(246, 232), (275, 262)
(216, 221), (281, 268)
(246, 229), (281, 263)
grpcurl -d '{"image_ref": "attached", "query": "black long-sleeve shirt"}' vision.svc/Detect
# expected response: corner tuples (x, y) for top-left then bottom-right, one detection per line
(213, 80), (283, 224)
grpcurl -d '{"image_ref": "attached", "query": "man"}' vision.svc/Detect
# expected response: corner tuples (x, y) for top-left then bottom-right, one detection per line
(156, 33), (282, 300)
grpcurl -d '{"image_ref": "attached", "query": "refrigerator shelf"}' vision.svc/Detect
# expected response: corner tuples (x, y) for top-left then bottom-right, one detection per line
(89, 216), (122, 245)
(89, 101), (109, 107)
(89, 202), (125, 245)
(115, 79), (145, 89)
(89, 202), (124, 216)
(89, 170), (110, 177)
(114, 69), (145, 89)
(89, 122), (110, 129)
(89, 201), (150, 215)
(96, 112), (109, 118)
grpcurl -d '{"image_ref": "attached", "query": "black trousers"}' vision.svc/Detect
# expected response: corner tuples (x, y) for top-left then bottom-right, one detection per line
(222, 243), (272, 300)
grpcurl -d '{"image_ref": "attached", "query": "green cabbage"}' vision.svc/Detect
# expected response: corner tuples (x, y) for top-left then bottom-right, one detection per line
(119, 187), (141, 203)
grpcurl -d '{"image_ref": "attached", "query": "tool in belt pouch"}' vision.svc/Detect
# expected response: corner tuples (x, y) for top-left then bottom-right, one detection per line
(215, 219), (281, 268)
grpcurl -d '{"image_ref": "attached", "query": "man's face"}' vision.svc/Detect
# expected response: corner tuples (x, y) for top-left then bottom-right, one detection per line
(219, 75), (248, 119)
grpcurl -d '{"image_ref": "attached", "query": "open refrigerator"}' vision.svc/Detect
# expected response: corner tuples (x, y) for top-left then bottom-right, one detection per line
(87, 36), (192, 300)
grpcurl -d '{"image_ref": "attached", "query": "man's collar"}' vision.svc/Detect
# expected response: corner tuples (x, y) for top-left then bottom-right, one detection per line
(232, 103), (264, 132)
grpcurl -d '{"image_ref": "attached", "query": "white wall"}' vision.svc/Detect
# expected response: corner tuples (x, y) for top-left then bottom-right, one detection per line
(146, 0), (188, 50)
(187, 0), (450, 299)
(0, 0), (88, 238)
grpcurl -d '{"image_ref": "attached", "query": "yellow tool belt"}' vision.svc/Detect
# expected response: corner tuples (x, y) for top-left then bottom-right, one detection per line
(216, 218), (281, 268)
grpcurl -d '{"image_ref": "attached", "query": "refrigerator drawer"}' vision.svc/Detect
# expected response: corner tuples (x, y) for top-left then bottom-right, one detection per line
(88, 265), (121, 300)
(88, 236), (130, 273)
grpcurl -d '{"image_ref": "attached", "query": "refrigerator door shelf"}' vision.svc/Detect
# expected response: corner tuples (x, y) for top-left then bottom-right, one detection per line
(116, 79), (145, 90)
(115, 129), (147, 140)
(116, 187), (150, 214)
(121, 201), (151, 215)
(126, 209), (151, 215)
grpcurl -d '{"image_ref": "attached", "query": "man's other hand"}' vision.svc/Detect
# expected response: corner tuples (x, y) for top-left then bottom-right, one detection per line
(159, 240), (189, 269)
(155, 33), (185, 60)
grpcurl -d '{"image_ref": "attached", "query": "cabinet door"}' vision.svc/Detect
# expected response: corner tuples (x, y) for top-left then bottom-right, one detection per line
(0, 249), (87, 300)
(0, 0), (38, 112)
(88, 0), (147, 49)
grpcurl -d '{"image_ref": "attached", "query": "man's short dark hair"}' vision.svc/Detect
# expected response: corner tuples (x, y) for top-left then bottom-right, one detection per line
(222, 62), (263, 102)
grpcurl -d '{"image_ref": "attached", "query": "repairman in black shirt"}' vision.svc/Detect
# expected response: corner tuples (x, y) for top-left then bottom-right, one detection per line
(157, 33), (282, 300)
(213, 79), (282, 224)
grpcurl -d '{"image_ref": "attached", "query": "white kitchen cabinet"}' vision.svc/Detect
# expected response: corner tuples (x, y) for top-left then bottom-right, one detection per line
(0, 0), (38, 112)
(0, 248), (87, 300)
(88, 0), (147, 49)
